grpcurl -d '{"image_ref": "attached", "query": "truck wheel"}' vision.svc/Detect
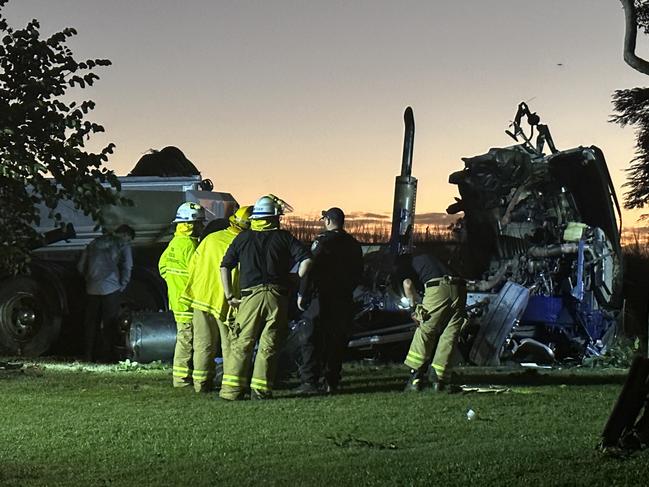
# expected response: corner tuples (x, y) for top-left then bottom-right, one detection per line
(0, 276), (62, 356)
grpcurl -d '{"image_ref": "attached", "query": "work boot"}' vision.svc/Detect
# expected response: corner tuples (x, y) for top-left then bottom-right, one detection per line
(215, 392), (246, 401)
(404, 369), (426, 392)
(251, 388), (272, 401)
(292, 382), (320, 396)
(218, 389), (248, 401)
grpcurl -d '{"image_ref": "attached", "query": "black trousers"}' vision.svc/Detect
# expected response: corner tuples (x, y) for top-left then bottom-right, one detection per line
(298, 293), (354, 387)
(83, 291), (121, 362)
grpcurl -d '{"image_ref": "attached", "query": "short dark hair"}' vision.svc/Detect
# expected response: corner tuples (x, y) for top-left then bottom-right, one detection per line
(321, 207), (345, 226)
(114, 224), (135, 240)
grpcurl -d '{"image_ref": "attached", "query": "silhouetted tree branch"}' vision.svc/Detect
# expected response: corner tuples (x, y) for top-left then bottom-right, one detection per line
(620, 0), (649, 74)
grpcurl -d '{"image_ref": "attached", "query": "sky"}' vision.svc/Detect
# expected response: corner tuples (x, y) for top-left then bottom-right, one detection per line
(3, 0), (649, 228)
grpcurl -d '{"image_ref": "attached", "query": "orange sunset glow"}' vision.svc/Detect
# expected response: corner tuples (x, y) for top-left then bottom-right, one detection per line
(4, 1), (648, 231)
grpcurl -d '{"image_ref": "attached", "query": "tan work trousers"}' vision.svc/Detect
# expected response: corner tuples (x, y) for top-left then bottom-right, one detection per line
(173, 320), (193, 387)
(404, 278), (467, 381)
(192, 309), (230, 392)
(220, 284), (288, 400)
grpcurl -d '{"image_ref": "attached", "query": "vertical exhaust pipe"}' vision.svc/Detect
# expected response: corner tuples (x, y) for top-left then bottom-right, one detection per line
(389, 107), (417, 254)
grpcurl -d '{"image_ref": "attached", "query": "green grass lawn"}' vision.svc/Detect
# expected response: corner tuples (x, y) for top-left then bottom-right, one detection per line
(1, 362), (647, 486)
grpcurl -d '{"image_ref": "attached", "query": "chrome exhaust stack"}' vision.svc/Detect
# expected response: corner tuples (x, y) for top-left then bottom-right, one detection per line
(389, 107), (417, 255)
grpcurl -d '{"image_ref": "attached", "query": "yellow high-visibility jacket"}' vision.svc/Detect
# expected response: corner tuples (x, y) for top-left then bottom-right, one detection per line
(180, 226), (241, 321)
(159, 224), (198, 323)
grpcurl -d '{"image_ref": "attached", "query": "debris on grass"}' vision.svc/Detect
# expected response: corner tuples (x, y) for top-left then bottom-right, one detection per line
(460, 385), (510, 394)
(17, 359), (170, 374)
(115, 359), (169, 372)
(326, 434), (398, 450)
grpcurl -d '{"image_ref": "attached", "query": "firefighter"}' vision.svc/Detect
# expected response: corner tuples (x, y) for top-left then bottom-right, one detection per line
(393, 252), (467, 392)
(78, 224), (135, 362)
(180, 205), (253, 393)
(159, 202), (205, 388)
(219, 194), (312, 400)
(295, 207), (363, 394)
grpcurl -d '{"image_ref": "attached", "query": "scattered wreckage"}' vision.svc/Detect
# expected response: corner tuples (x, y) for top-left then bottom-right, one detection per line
(347, 103), (623, 367)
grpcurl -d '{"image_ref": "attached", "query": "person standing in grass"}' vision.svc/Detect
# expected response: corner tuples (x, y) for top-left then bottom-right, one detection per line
(294, 207), (363, 395)
(219, 194), (312, 400)
(78, 224), (135, 362)
(393, 252), (467, 392)
(159, 202), (204, 388)
(180, 205), (253, 393)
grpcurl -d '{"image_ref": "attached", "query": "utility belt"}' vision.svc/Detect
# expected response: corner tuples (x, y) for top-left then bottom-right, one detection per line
(424, 276), (466, 288)
(240, 284), (288, 297)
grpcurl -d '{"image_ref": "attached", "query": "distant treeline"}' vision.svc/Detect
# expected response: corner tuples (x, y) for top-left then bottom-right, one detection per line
(282, 216), (455, 244)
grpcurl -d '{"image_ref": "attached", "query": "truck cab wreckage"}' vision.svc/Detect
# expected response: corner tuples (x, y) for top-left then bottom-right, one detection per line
(349, 103), (623, 367)
(451, 103), (623, 365)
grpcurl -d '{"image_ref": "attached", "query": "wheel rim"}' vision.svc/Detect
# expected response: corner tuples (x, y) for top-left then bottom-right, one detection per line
(0, 291), (43, 343)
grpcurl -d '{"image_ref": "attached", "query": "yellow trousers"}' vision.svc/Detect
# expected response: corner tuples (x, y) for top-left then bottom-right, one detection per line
(173, 320), (193, 387)
(220, 284), (288, 400)
(192, 309), (226, 392)
(404, 278), (467, 381)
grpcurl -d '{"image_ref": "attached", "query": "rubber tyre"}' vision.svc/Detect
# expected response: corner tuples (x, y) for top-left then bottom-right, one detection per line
(469, 282), (530, 366)
(0, 275), (62, 356)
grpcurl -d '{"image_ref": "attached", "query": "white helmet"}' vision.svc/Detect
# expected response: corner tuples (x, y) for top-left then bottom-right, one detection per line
(173, 202), (205, 223)
(250, 196), (280, 219)
(250, 194), (294, 220)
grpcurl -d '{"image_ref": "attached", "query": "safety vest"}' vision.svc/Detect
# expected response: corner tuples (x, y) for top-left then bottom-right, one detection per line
(158, 224), (198, 323)
(180, 226), (240, 321)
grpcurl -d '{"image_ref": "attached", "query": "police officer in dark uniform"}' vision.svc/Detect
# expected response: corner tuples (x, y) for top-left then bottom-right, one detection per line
(392, 252), (467, 392)
(295, 207), (363, 394)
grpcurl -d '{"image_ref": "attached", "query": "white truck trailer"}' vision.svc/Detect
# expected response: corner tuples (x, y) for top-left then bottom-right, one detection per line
(0, 173), (237, 357)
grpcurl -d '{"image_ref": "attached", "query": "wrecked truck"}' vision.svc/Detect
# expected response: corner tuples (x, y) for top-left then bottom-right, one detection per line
(345, 103), (623, 368)
(448, 103), (623, 365)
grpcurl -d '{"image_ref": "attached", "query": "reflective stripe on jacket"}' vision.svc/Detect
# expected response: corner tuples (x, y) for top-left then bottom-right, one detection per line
(159, 224), (198, 323)
(180, 226), (240, 321)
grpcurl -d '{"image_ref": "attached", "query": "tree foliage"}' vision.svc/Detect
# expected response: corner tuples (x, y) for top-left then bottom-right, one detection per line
(0, 0), (126, 273)
(612, 87), (649, 209)
(614, 0), (649, 209)
(633, 0), (649, 33)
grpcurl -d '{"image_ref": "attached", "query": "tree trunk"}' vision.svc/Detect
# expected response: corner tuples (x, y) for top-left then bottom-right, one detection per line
(621, 0), (649, 75)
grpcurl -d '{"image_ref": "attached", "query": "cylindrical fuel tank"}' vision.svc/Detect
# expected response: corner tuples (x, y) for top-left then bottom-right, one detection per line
(128, 311), (176, 363)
